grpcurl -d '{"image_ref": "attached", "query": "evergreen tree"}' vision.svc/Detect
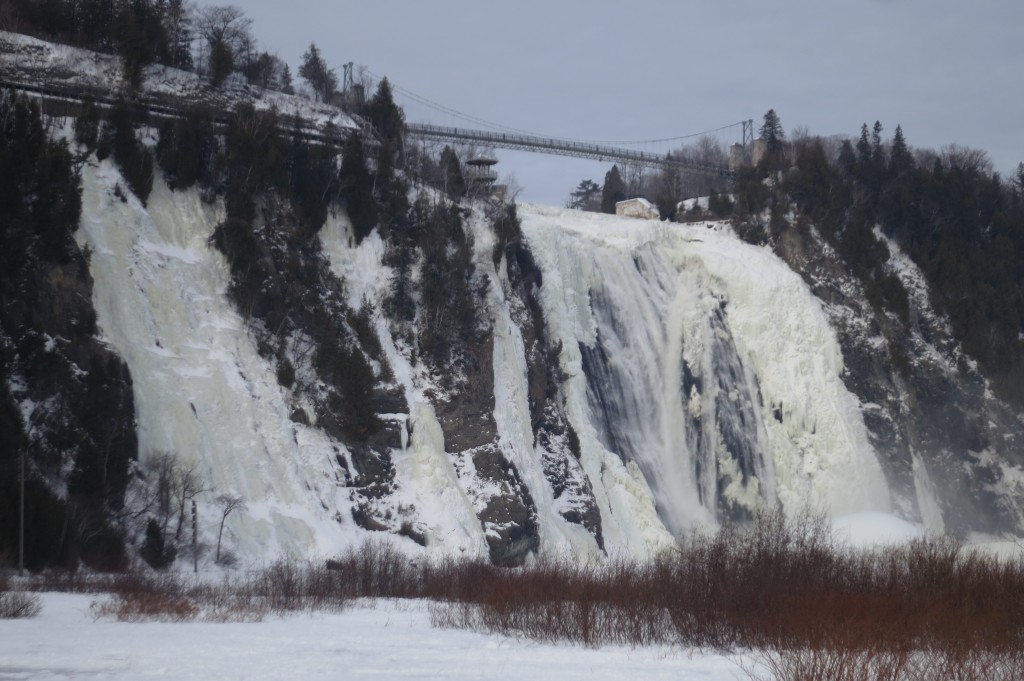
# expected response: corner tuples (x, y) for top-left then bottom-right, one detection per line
(74, 98), (101, 151)
(164, 0), (193, 70)
(156, 104), (217, 190)
(871, 121), (884, 160)
(279, 63), (294, 94)
(102, 97), (153, 203)
(140, 517), (175, 569)
(195, 5), (251, 86)
(568, 179), (601, 211)
(856, 124), (872, 161)
(339, 135), (377, 243)
(440, 146), (465, 199)
(601, 164), (626, 213)
(298, 42), (337, 102)
(889, 125), (914, 176)
(366, 78), (405, 148)
(653, 165), (681, 220)
(837, 139), (857, 177)
(759, 109), (785, 157)
(373, 139), (408, 233)
(112, 1), (152, 90)
(208, 36), (233, 86)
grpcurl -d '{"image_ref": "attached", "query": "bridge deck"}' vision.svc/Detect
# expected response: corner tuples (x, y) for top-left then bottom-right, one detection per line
(1, 77), (735, 178)
(407, 124), (734, 177)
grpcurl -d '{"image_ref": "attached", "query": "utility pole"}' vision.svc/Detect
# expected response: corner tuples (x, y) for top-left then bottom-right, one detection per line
(19, 448), (25, 576)
(192, 499), (198, 574)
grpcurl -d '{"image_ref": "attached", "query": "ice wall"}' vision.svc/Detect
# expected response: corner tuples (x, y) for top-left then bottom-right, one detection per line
(77, 163), (361, 562)
(77, 162), (892, 563)
(519, 206), (891, 542)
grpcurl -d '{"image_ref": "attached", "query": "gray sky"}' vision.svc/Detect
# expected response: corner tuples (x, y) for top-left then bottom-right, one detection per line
(204, 0), (1023, 205)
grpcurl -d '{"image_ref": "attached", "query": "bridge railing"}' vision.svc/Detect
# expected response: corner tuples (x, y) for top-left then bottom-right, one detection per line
(406, 123), (734, 177)
(0, 76), (363, 148)
(1, 75), (735, 178)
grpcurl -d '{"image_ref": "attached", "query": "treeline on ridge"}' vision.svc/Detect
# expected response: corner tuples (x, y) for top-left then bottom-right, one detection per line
(731, 113), (1024, 404)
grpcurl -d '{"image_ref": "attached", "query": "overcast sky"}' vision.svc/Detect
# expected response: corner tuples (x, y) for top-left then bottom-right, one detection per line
(199, 0), (1023, 206)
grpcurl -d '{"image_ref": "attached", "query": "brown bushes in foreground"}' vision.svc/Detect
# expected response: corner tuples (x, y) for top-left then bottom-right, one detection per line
(13, 512), (1024, 679)
(425, 511), (1024, 680)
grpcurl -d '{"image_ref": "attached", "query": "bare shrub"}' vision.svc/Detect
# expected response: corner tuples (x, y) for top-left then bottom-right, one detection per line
(417, 510), (1024, 678)
(0, 574), (42, 619)
(28, 517), (1024, 679)
(90, 572), (197, 622)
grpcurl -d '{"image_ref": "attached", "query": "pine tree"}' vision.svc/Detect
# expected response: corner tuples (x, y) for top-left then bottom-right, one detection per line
(568, 179), (601, 210)
(140, 517), (175, 569)
(339, 135), (377, 244)
(759, 109), (785, 155)
(279, 63), (294, 95)
(299, 42), (337, 102)
(871, 121), (884, 159)
(112, 2), (151, 90)
(367, 78), (405, 148)
(889, 125), (914, 176)
(837, 139), (857, 177)
(601, 164), (626, 213)
(856, 124), (871, 161)
(208, 36), (233, 86)
(440, 146), (465, 199)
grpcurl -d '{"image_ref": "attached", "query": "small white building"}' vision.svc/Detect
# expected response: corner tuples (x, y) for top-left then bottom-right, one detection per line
(615, 197), (660, 220)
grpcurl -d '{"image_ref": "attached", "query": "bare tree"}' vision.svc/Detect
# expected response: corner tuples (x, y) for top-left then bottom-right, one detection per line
(194, 5), (252, 81)
(146, 451), (178, 534)
(941, 144), (993, 175)
(140, 452), (209, 543)
(173, 464), (209, 541)
(215, 494), (245, 562)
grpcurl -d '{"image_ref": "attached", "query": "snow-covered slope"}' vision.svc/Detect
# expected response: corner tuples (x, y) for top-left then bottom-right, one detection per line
(0, 30), (357, 131)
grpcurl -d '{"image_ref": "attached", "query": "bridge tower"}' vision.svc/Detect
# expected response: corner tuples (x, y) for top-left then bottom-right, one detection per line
(729, 120), (757, 169)
(742, 119), (755, 153)
(341, 62), (364, 111)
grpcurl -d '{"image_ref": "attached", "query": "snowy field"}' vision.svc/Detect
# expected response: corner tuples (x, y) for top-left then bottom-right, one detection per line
(0, 594), (754, 681)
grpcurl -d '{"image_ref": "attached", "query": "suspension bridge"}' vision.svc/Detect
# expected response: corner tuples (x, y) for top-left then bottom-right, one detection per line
(405, 124), (741, 177)
(0, 65), (754, 180)
(354, 66), (754, 178)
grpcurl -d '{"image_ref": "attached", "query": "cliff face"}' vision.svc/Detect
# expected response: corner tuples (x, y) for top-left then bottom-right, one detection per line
(3, 29), (1023, 567)
(55, 142), (1022, 570)
(0, 95), (136, 570)
(773, 222), (1024, 536)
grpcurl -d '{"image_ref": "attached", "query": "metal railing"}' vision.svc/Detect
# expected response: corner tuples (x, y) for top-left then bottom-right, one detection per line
(407, 123), (735, 177)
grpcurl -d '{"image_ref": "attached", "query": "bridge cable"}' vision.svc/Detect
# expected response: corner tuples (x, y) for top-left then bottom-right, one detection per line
(359, 68), (745, 149)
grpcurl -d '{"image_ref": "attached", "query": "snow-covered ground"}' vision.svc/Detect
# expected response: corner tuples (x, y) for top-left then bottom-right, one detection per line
(0, 594), (754, 681)
(0, 31), (358, 132)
